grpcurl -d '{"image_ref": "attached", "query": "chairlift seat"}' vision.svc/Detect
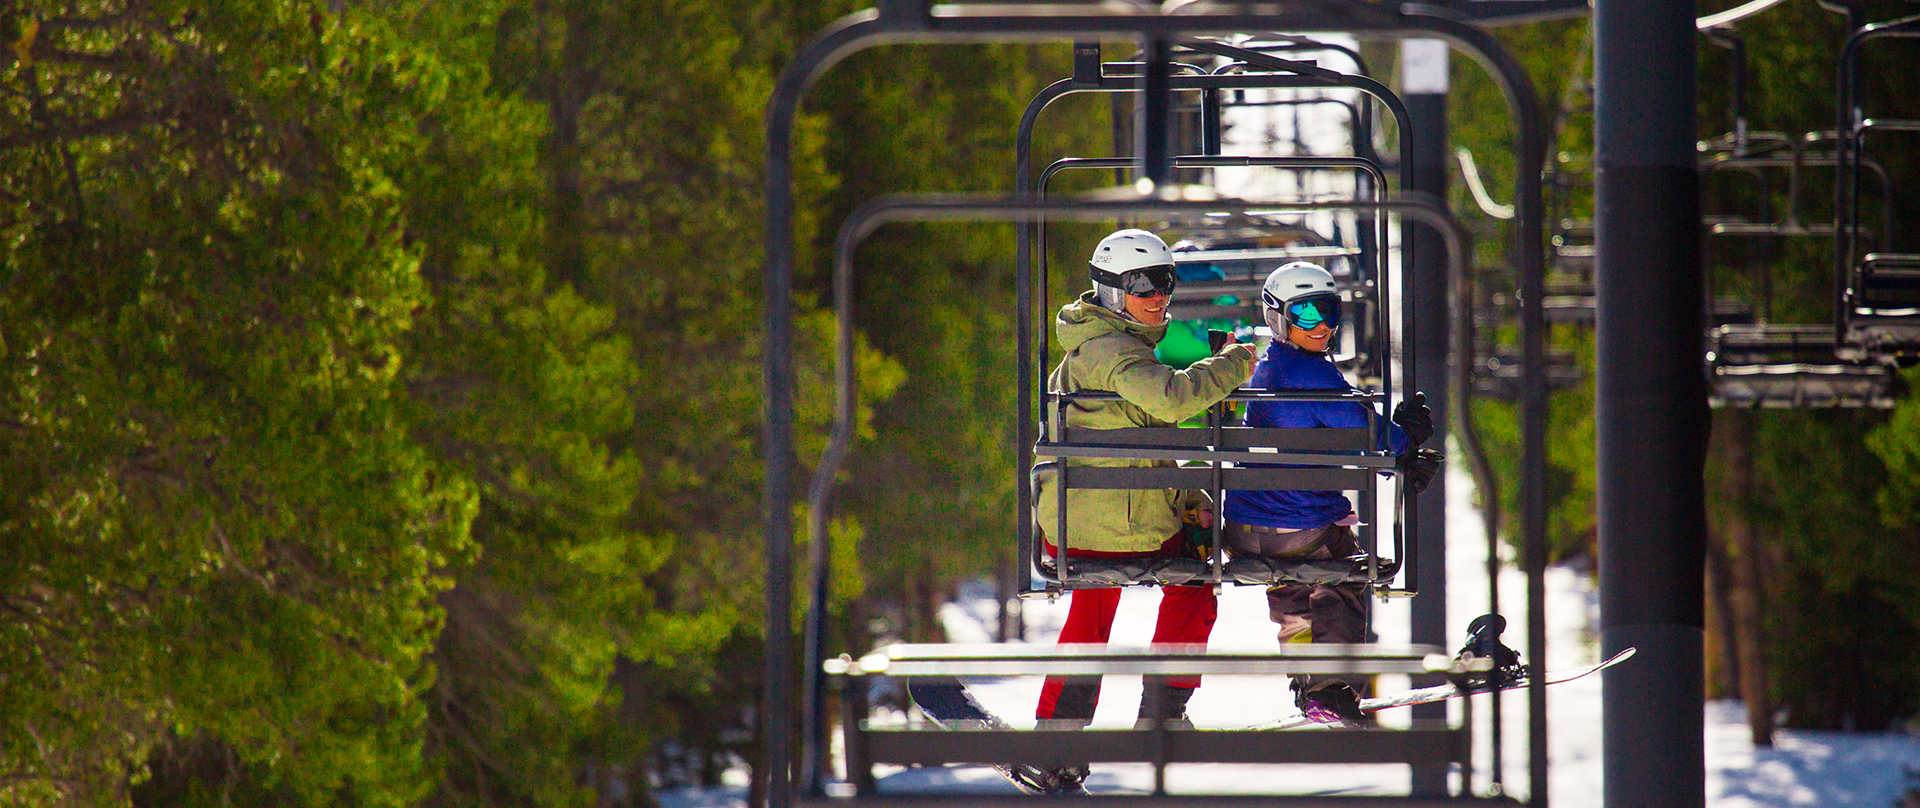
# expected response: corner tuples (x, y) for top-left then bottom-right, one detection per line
(1845, 254), (1920, 356)
(1223, 553), (1401, 586)
(1473, 351), (1584, 399)
(1037, 550), (1400, 589)
(1710, 363), (1898, 408)
(1028, 406), (1404, 593)
(1708, 324), (1900, 408)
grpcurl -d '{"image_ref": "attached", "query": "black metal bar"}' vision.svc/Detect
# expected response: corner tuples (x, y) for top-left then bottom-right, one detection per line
(1178, 37), (1346, 80)
(1139, 36), (1174, 188)
(860, 726), (1465, 767)
(1038, 155), (1388, 200)
(1595, 2), (1705, 808)
(1200, 87), (1223, 155)
(1401, 37), (1452, 798)
(1037, 445), (1392, 467)
(1073, 40), (1101, 86)
(1064, 465), (1378, 491)
(842, 673), (874, 796)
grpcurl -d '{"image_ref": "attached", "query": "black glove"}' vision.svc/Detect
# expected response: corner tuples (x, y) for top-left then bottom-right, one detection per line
(1392, 391), (1434, 449)
(1398, 448), (1444, 496)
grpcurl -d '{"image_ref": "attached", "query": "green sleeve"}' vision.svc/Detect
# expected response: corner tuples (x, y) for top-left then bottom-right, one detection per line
(1094, 336), (1255, 423)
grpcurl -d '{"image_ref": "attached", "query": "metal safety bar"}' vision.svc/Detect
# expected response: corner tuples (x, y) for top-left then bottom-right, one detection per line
(822, 643), (1492, 802)
(839, 641), (1453, 677)
(1030, 387), (1405, 596)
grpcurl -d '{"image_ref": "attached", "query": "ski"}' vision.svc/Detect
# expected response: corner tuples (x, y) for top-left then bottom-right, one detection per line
(905, 677), (1089, 795)
(1243, 647), (1638, 731)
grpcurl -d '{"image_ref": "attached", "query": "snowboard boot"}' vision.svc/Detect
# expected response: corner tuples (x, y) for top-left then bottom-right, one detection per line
(1292, 678), (1374, 725)
(1133, 682), (1197, 730)
(1042, 764), (1090, 793)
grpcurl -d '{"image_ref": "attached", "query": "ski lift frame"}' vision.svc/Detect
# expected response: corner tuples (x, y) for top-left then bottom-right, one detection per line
(1012, 57), (1412, 600)
(1023, 165), (1403, 596)
(1688, 19), (1903, 408)
(762, 4), (1551, 806)
(1835, 13), (1920, 360)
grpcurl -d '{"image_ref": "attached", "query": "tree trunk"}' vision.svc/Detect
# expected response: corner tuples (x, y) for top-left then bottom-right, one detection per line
(1723, 408), (1773, 746)
(1704, 540), (1739, 698)
(543, 0), (591, 290)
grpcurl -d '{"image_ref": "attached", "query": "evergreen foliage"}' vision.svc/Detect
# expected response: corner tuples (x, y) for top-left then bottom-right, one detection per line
(5, 0), (1919, 804)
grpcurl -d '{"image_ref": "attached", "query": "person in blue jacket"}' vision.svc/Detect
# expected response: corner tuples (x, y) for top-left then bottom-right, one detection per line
(1220, 261), (1443, 723)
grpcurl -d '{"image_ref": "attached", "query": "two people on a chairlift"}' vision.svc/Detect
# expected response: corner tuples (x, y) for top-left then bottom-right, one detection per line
(1033, 228), (1444, 748)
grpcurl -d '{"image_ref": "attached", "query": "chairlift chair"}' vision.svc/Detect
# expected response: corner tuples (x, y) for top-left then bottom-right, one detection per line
(1016, 46), (1419, 600)
(1834, 14), (1920, 363)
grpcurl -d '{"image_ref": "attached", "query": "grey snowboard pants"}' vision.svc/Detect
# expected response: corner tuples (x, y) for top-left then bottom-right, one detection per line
(1222, 522), (1367, 645)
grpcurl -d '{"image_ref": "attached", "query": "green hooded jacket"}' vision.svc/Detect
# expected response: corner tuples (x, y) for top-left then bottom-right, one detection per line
(1035, 291), (1258, 553)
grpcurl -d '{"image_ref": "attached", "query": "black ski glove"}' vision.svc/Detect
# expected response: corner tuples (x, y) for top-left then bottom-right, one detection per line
(1391, 391), (1434, 449)
(1398, 448), (1444, 495)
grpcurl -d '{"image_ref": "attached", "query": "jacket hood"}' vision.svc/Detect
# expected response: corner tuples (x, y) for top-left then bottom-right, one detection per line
(1057, 290), (1167, 352)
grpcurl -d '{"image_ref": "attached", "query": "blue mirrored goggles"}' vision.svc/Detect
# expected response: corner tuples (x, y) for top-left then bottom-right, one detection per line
(1262, 292), (1342, 330)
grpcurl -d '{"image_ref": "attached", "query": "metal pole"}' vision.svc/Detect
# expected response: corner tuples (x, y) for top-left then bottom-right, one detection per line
(1595, 2), (1706, 807)
(1139, 35), (1174, 188)
(1400, 36), (1451, 799)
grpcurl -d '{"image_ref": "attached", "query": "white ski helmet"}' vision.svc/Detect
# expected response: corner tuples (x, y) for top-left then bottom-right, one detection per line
(1088, 229), (1176, 314)
(1261, 261), (1342, 336)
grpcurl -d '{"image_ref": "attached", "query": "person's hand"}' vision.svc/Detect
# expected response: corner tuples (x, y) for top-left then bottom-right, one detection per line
(1398, 448), (1444, 495)
(1392, 391), (1435, 448)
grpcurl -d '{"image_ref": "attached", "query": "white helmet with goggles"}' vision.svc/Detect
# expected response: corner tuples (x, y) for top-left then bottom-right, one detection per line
(1260, 261), (1342, 335)
(1089, 229), (1177, 313)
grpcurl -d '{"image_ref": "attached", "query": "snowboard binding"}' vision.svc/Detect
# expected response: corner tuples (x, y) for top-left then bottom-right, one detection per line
(1455, 613), (1529, 688)
(1008, 763), (1089, 794)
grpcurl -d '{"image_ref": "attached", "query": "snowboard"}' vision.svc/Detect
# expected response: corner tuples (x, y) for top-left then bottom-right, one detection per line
(905, 677), (1089, 795)
(1247, 646), (1638, 730)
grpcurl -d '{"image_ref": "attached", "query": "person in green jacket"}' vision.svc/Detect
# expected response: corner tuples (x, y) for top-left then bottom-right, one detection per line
(1033, 229), (1258, 746)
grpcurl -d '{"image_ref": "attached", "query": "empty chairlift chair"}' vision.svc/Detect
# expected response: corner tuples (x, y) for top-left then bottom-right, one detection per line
(1835, 14), (1920, 365)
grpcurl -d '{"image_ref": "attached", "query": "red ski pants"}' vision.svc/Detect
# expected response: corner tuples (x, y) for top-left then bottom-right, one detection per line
(1034, 534), (1217, 720)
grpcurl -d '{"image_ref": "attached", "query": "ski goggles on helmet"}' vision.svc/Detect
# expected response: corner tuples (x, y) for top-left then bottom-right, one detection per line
(1090, 264), (1178, 298)
(1262, 291), (1342, 330)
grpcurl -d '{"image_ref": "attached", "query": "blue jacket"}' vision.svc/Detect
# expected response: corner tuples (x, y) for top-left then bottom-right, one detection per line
(1222, 341), (1408, 529)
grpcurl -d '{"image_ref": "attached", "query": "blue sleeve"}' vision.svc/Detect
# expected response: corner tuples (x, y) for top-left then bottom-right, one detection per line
(1247, 346), (1409, 454)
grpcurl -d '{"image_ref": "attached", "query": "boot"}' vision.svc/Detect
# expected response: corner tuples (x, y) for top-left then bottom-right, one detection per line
(1133, 682), (1197, 729)
(1292, 678), (1373, 725)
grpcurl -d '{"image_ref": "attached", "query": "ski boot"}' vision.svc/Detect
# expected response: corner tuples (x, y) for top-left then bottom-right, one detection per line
(1292, 678), (1375, 726)
(1133, 682), (1196, 730)
(1456, 613), (1529, 688)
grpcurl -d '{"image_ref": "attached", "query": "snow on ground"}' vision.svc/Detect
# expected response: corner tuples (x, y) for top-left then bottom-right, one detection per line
(659, 459), (1920, 808)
